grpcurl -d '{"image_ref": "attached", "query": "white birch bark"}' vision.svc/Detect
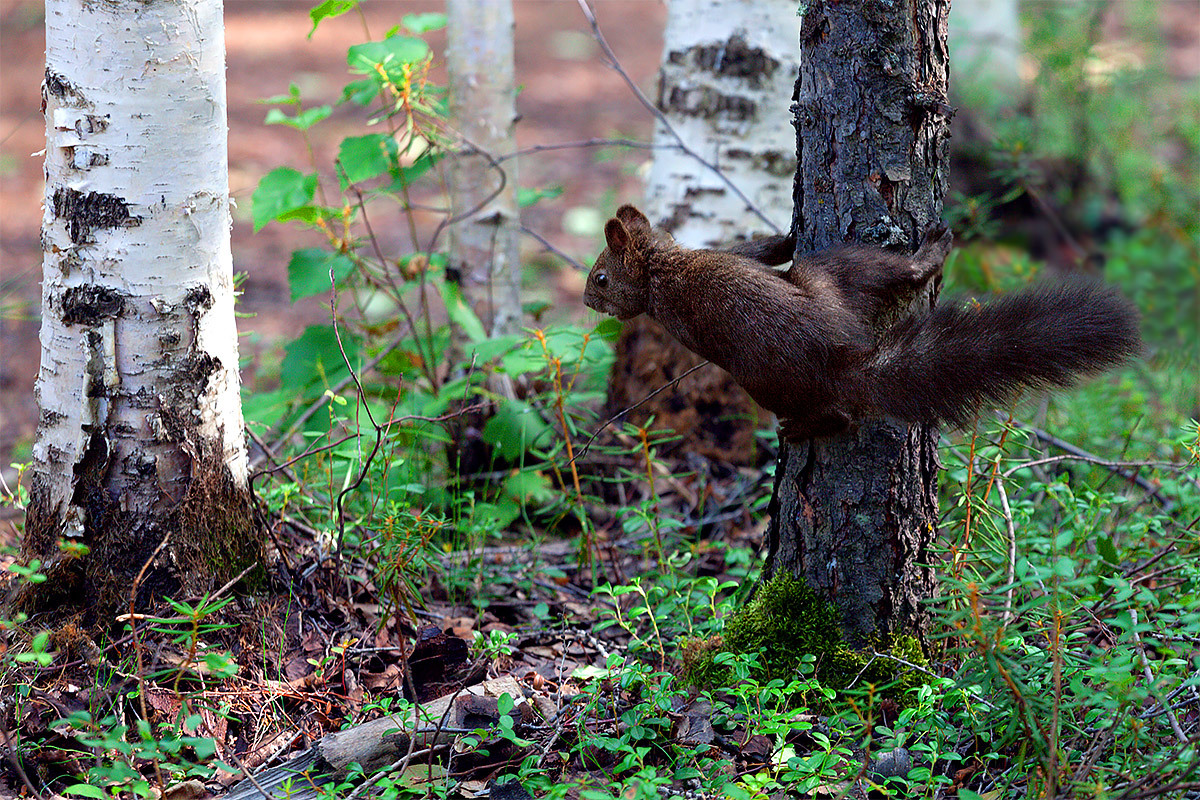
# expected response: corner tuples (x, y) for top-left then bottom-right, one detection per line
(643, 0), (799, 245)
(444, 0), (522, 339)
(25, 0), (250, 610)
(604, 0), (798, 466)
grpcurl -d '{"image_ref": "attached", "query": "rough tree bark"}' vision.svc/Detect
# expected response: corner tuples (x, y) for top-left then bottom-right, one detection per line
(765, 0), (952, 647)
(19, 0), (258, 623)
(607, 0), (798, 464)
(445, 0), (522, 341)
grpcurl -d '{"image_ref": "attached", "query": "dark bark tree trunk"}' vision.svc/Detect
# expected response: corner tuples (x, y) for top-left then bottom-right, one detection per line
(764, 0), (952, 648)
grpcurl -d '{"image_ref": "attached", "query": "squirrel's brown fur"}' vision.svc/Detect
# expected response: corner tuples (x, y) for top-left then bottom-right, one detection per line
(584, 205), (1141, 441)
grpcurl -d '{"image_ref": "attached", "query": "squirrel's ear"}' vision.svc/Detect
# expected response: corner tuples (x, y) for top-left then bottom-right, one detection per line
(604, 218), (631, 253)
(615, 205), (651, 234)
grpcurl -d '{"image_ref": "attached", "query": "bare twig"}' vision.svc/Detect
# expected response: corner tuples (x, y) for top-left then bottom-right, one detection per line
(994, 477), (1018, 626)
(1003, 417), (1175, 510)
(519, 223), (589, 271)
(569, 360), (712, 465)
(1129, 609), (1189, 745)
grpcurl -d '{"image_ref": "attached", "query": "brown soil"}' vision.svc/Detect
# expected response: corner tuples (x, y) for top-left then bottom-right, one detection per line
(0, 0), (667, 469)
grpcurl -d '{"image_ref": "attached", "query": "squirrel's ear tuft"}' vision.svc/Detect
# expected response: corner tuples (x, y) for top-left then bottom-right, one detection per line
(615, 205), (651, 234)
(604, 218), (630, 253)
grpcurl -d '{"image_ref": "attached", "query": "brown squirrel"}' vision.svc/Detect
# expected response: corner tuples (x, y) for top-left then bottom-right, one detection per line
(584, 205), (1141, 441)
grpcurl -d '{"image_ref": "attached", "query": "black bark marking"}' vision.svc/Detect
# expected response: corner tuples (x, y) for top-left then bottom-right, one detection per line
(42, 68), (82, 111)
(52, 188), (141, 244)
(61, 285), (126, 326)
(690, 35), (780, 83)
(659, 35), (781, 120)
(662, 86), (757, 120)
(184, 285), (215, 312)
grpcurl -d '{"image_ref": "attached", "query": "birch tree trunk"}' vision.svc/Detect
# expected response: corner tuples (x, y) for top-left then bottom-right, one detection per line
(765, 0), (952, 647)
(607, 0), (799, 464)
(19, 0), (257, 622)
(444, 0), (522, 341)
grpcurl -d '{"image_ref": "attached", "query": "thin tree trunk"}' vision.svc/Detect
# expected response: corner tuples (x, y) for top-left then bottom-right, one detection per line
(765, 0), (952, 648)
(445, 0), (522, 341)
(643, 0), (797, 241)
(20, 0), (257, 622)
(608, 0), (798, 465)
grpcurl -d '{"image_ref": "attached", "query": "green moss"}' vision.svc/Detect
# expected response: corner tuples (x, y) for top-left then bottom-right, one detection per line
(681, 573), (931, 702)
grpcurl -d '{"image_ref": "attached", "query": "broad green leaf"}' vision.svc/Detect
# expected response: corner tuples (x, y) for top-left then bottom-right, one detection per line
(265, 105), (332, 131)
(382, 151), (441, 192)
(469, 334), (524, 364)
(287, 248), (356, 302)
(503, 470), (554, 503)
(63, 786), (106, 799)
(309, 0), (358, 38)
(482, 399), (552, 459)
(341, 76), (378, 107)
(402, 12), (447, 33)
(281, 325), (359, 389)
(1097, 535), (1120, 567)
(500, 343), (548, 376)
(347, 35), (430, 75)
(438, 280), (487, 344)
(252, 168), (318, 232)
(594, 317), (623, 343)
(338, 134), (399, 188)
(471, 500), (520, 531)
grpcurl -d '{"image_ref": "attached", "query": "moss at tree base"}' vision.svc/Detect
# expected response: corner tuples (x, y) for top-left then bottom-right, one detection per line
(680, 573), (930, 702)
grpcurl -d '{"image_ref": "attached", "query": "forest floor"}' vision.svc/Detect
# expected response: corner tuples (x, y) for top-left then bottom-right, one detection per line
(1, 3), (1199, 798)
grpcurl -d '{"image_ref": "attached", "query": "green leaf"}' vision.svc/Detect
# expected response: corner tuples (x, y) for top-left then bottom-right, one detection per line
(402, 12), (447, 33)
(347, 35), (430, 75)
(338, 134), (399, 189)
(593, 318), (623, 343)
(288, 248), (356, 302)
(63, 785), (107, 799)
(468, 334), (523, 365)
(503, 470), (555, 503)
(309, 0), (358, 38)
(517, 185), (564, 208)
(260, 83), (301, 106)
(341, 77), (378, 107)
(500, 343), (547, 376)
(1097, 535), (1120, 568)
(252, 168), (318, 232)
(382, 151), (441, 191)
(281, 325), (359, 389)
(471, 500), (520, 531)
(482, 399), (552, 459)
(265, 105), (332, 131)
(438, 280), (488, 344)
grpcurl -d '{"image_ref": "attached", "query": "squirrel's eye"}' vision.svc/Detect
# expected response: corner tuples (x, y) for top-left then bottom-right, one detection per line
(595, 273), (608, 288)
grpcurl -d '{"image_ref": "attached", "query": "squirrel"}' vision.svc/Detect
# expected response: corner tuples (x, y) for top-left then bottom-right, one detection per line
(584, 205), (1142, 442)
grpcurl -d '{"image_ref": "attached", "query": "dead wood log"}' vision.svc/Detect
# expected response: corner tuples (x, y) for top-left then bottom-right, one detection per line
(225, 674), (524, 800)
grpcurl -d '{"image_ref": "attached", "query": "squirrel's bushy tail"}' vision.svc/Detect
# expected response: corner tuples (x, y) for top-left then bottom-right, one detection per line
(870, 278), (1141, 428)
